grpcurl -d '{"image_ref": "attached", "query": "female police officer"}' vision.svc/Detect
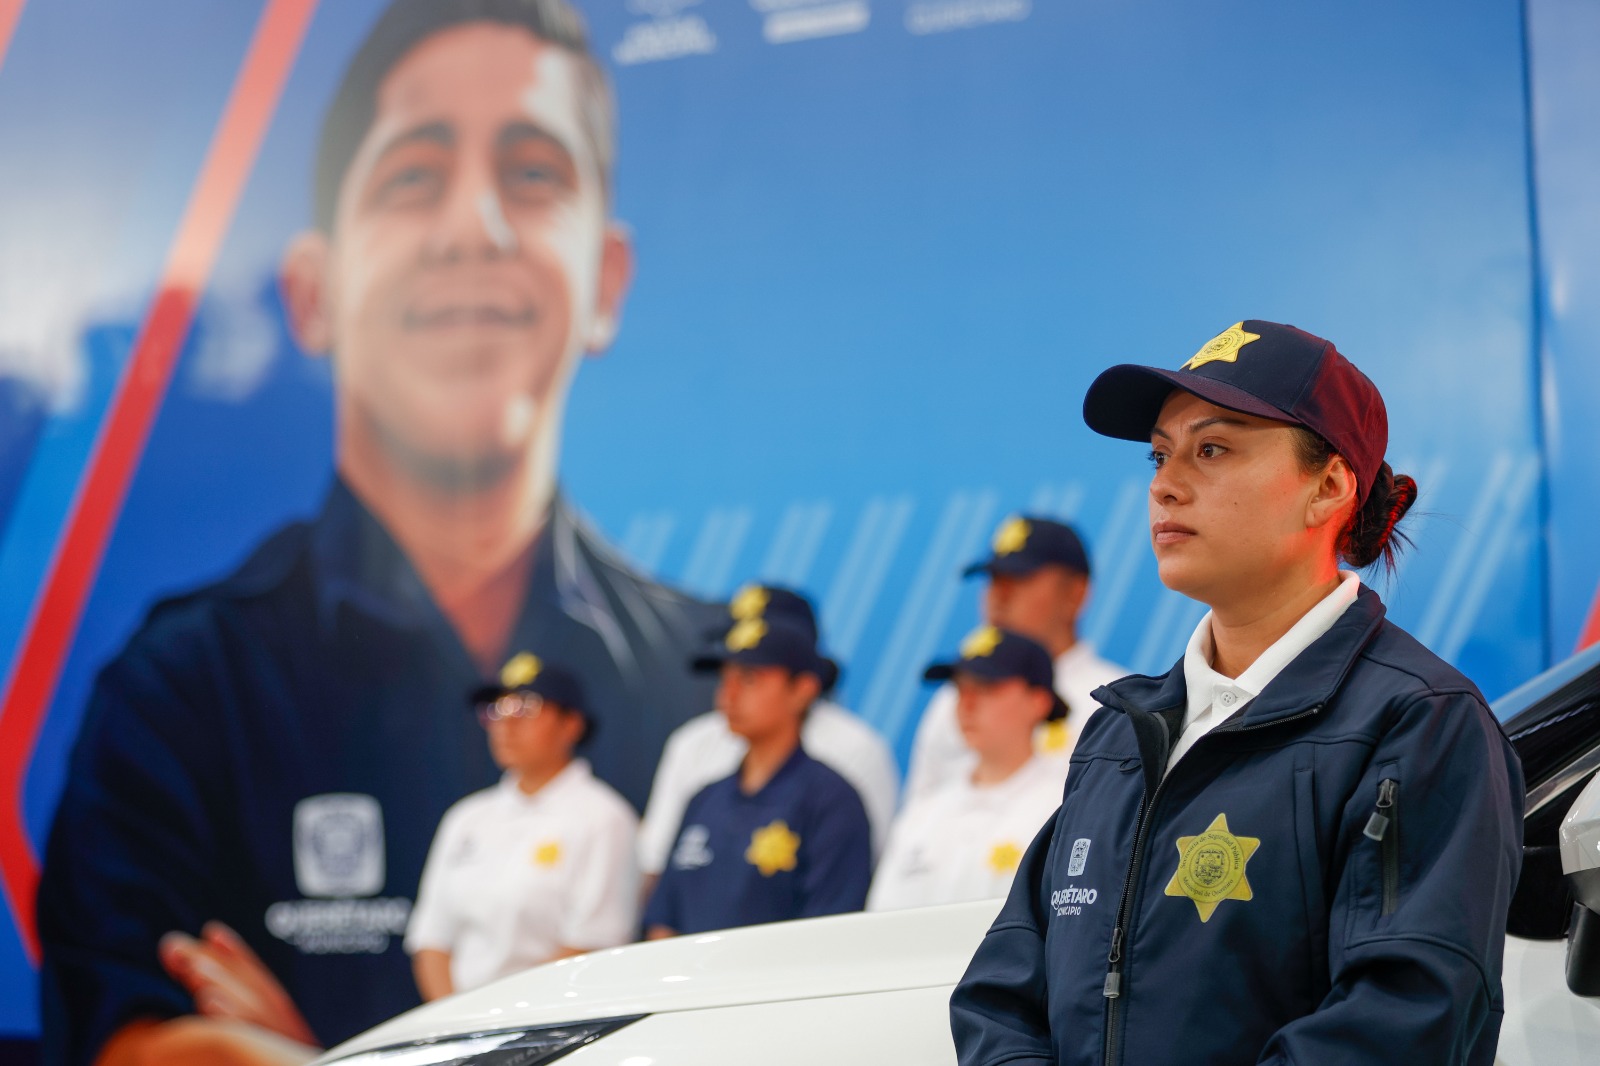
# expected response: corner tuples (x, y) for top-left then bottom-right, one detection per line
(951, 321), (1522, 1066)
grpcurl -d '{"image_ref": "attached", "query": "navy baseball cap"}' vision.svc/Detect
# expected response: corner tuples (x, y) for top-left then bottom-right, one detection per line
(963, 515), (1091, 579)
(710, 582), (841, 692)
(691, 617), (831, 680)
(470, 651), (589, 717)
(924, 625), (1068, 722)
(1082, 320), (1388, 503)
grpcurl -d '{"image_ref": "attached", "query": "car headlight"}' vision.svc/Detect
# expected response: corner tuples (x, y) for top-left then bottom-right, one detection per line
(321, 1016), (643, 1066)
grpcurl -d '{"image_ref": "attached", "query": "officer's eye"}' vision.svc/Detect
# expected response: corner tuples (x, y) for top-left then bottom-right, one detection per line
(1197, 443), (1227, 459)
(1147, 450), (1167, 469)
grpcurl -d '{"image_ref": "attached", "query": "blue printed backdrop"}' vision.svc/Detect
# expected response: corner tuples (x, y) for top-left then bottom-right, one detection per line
(0, 0), (1594, 1041)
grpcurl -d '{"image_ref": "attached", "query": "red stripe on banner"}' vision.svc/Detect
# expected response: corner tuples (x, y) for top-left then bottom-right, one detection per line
(0, 0), (320, 964)
(1579, 582), (1600, 653)
(0, 0), (29, 77)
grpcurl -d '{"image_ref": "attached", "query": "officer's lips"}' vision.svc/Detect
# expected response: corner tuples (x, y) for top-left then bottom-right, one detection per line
(403, 303), (537, 330)
(1151, 520), (1197, 546)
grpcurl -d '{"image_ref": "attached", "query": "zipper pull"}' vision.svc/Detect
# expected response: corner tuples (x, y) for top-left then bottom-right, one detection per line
(1103, 927), (1124, 999)
(1363, 778), (1397, 842)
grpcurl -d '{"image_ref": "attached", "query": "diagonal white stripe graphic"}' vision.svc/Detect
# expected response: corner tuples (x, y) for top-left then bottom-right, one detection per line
(1416, 453), (1515, 650)
(1438, 456), (1540, 663)
(698, 508), (754, 598)
(759, 503), (810, 583)
(826, 497), (915, 661)
(865, 490), (1000, 744)
(1131, 588), (1188, 676)
(1082, 480), (1147, 648)
(783, 503), (833, 588)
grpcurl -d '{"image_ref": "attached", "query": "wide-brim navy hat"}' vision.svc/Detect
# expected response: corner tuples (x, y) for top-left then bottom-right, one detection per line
(470, 651), (590, 719)
(691, 617), (834, 681)
(923, 625), (1069, 722)
(1082, 320), (1387, 503)
(963, 515), (1091, 579)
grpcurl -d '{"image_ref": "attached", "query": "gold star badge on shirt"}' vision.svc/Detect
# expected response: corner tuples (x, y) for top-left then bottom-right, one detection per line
(532, 841), (563, 868)
(992, 516), (1031, 556)
(988, 841), (1023, 874)
(726, 617), (768, 651)
(961, 625), (1002, 659)
(1182, 322), (1262, 371)
(1163, 813), (1260, 922)
(500, 652), (541, 688)
(730, 584), (771, 621)
(746, 820), (801, 876)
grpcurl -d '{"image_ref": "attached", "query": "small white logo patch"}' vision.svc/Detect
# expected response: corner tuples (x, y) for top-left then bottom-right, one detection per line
(1068, 837), (1091, 877)
(293, 793), (385, 898)
(672, 824), (714, 870)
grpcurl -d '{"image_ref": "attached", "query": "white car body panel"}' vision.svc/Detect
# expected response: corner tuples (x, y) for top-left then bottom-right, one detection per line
(319, 901), (1000, 1061)
(1497, 935), (1600, 1065)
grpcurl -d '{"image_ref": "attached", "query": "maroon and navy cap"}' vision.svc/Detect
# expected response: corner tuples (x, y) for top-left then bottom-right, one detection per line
(1082, 320), (1388, 503)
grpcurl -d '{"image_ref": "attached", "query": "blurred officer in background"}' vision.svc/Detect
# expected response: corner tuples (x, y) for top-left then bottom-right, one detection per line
(904, 515), (1126, 801)
(868, 627), (1067, 912)
(643, 618), (873, 938)
(406, 653), (638, 1001)
(638, 583), (898, 895)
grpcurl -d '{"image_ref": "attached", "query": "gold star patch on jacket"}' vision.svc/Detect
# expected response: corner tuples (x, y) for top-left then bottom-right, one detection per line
(988, 841), (1023, 874)
(1182, 322), (1261, 371)
(1163, 813), (1260, 922)
(532, 841), (563, 868)
(746, 820), (800, 876)
(1036, 719), (1071, 754)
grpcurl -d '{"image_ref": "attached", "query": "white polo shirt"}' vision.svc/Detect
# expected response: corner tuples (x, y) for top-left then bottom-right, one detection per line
(903, 642), (1127, 804)
(636, 700), (899, 875)
(866, 755), (1064, 912)
(405, 759), (639, 993)
(1167, 571), (1360, 772)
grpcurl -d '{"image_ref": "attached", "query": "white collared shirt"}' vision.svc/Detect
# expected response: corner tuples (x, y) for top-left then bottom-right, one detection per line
(636, 699), (900, 875)
(866, 755), (1064, 912)
(903, 642), (1128, 804)
(1165, 572), (1361, 772)
(405, 759), (639, 993)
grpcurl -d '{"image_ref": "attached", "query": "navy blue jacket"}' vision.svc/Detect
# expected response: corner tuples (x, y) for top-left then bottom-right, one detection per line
(644, 746), (872, 934)
(951, 587), (1523, 1066)
(38, 481), (722, 1064)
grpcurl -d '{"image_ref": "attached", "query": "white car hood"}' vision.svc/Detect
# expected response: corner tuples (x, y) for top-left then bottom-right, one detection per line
(320, 900), (1001, 1060)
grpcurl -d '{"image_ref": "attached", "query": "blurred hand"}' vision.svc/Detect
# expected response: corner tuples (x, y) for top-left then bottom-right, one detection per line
(158, 921), (318, 1046)
(97, 1017), (318, 1066)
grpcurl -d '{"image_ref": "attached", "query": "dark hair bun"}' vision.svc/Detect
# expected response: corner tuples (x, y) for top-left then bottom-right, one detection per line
(1340, 462), (1418, 571)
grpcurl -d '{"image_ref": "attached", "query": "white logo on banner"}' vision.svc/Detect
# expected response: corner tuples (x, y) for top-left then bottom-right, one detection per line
(615, 0), (718, 65)
(1068, 837), (1091, 877)
(905, 0), (1030, 36)
(293, 793), (386, 899)
(753, 0), (872, 45)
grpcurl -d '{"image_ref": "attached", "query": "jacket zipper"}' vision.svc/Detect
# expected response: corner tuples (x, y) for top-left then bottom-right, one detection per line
(1100, 704), (1320, 1066)
(1363, 778), (1400, 916)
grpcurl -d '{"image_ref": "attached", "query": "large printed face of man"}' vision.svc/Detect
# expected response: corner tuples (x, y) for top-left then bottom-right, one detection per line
(283, 22), (632, 490)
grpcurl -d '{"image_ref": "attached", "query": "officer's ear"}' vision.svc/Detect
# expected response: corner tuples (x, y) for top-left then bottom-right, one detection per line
(281, 230), (335, 357)
(583, 222), (634, 355)
(792, 670), (822, 710)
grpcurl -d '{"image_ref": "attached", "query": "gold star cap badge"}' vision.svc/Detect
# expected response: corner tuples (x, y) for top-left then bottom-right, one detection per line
(500, 652), (542, 689)
(1164, 813), (1261, 922)
(1182, 322), (1262, 371)
(992, 516), (1031, 556)
(730, 584), (771, 621)
(746, 820), (801, 876)
(960, 625), (1003, 659)
(726, 617), (768, 652)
